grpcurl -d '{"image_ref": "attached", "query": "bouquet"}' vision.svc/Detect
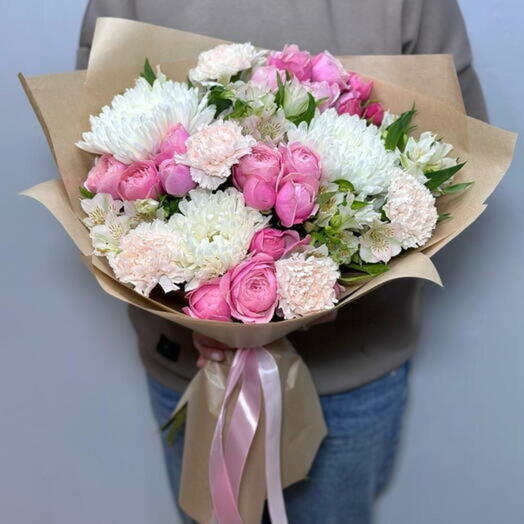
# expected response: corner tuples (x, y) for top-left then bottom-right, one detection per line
(20, 18), (516, 524)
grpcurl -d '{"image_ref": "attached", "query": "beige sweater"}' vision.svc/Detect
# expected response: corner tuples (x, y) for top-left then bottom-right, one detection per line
(77, 0), (487, 395)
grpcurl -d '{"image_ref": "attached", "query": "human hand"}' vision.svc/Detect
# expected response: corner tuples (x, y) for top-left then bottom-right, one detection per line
(192, 332), (229, 368)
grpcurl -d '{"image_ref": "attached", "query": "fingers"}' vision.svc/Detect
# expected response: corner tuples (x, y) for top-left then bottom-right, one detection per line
(193, 332), (227, 365)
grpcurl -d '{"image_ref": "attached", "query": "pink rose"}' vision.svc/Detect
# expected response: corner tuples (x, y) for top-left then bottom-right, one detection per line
(336, 93), (363, 117)
(311, 51), (349, 88)
(243, 176), (276, 211)
(280, 142), (321, 179)
(347, 72), (373, 101)
(84, 154), (127, 199)
(275, 173), (319, 227)
(233, 142), (282, 190)
(155, 124), (189, 164)
(249, 228), (310, 260)
(159, 159), (196, 197)
(303, 80), (340, 111)
(220, 254), (278, 324)
(251, 65), (286, 91)
(363, 102), (385, 126)
(267, 44), (312, 81)
(183, 278), (232, 322)
(118, 160), (162, 201)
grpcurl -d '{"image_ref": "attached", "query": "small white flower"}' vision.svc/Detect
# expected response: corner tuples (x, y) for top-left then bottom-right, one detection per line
(175, 120), (256, 190)
(337, 194), (381, 231)
(379, 111), (398, 134)
(241, 108), (289, 145)
(90, 211), (131, 256)
(276, 245), (340, 319)
(81, 193), (123, 228)
(288, 109), (399, 195)
(282, 77), (310, 118)
(123, 199), (164, 225)
(359, 221), (402, 263)
(76, 71), (215, 164)
(189, 43), (266, 84)
(384, 170), (438, 249)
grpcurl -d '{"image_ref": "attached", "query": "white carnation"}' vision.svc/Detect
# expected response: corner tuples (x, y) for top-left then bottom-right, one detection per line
(168, 188), (269, 290)
(384, 170), (438, 249)
(76, 71), (215, 164)
(108, 220), (192, 296)
(287, 109), (399, 195)
(276, 246), (339, 319)
(189, 43), (266, 84)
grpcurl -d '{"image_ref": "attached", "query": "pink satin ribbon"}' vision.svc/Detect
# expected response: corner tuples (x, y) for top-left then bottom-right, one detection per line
(209, 347), (288, 524)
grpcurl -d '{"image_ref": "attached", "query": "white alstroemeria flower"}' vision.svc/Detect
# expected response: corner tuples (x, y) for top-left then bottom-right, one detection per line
(241, 108), (289, 145)
(81, 193), (123, 228)
(123, 199), (164, 225)
(282, 77), (310, 118)
(313, 182), (345, 227)
(336, 194), (381, 231)
(359, 221), (402, 264)
(89, 211), (131, 256)
(189, 43), (267, 85)
(400, 131), (457, 183)
(76, 71), (215, 164)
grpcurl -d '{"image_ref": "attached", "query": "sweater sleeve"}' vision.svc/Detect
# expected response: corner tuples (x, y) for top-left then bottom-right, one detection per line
(402, 0), (488, 121)
(76, 0), (137, 70)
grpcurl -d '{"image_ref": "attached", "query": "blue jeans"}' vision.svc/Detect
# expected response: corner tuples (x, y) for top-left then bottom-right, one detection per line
(147, 361), (410, 524)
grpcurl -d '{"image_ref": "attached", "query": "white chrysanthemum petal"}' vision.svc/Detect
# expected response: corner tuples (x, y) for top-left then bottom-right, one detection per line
(76, 76), (215, 164)
(168, 188), (269, 289)
(384, 170), (438, 249)
(287, 109), (399, 195)
(276, 250), (340, 320)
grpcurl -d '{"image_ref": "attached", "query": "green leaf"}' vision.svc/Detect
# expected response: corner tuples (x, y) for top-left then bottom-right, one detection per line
(317, 191), (337, 205)
(159, 195), (182, 219)
(334, 179), (355, 193)
(274, 72), (286, 108)
(186, 75), (194, 88)
(424, 162), (466, 191)
(225, 98), (250, 120)
(140, 58), (156, 86)
(338, 274), (374, 284)
(437, 213), (453, 222)
(442, 181), (474, 194)
(350, 200), (369, 210)
(161, 404), (187, 447)
(347, 262), (390, 276)
(79, 186), (95, 199)
(384, 107), (416, 151)
(207, 85), (233, 117)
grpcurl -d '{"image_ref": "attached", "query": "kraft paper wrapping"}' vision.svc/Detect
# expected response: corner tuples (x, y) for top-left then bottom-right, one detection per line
(19, 18), (517, 524)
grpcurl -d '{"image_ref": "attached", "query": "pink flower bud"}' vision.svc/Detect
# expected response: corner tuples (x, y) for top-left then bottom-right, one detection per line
(158, 159), (196, 197)
(118, 160), (162, 201)
(363, 102), (385, 126)
(84, 154), (127, 199)
(311, 51), (349, 88)
(183, 278), (231, 322)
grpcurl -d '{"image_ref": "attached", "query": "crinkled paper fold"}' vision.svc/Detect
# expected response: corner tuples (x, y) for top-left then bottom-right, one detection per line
(20, 18), (517, 524)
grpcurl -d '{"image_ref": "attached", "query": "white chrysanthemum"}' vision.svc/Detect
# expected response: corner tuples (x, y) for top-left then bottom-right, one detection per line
(287, 109), (399, 195)
(189, 43), (266, 84)
(400, 131), (457, 183)
(168, 188), (269, 290)
(175, 121), (256, 190)
(108, 220), (192, 296)
(359, 221), (402, 263)
(384, 170), (438, 249)
(76, 71), (215, 164)
(275, 246), (340, 320)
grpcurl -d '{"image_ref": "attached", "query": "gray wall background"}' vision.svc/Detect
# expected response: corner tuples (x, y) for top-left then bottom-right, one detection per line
(1, 1), (522, 523)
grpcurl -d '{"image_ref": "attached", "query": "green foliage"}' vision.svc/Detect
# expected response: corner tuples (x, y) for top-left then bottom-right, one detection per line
(384, 107), (416, 151)
(347, 262), (390, 276)
(159, 194), (182, 219)
(441, 181), (474, 194)
(424, 162), (466, 191)
(334, 179), (355, 193)
(224, 98), (251, 120)
(207, 85), (234, 117)
(79, 186), (95, 199)
(140, 58), (157, 86)
(274, 72), (286, 108)
(437, 213), (453, 222)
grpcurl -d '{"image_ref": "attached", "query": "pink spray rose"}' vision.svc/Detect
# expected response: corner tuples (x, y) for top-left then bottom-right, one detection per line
(347, 72), (373, 101)
(267, 44), (312, 81)
(220, 253), (278, 324)
(118, 160), (162, 201)
(158, 160), (196, 197)
(250, 65), (286, 91)
(303, 80), (340, 111)
(242, 176), (277, 211)
(275, 173), (319, 227)
(183, 278), (232, 322)
(84, 154), (127, 199)
(280, 142), (321, 179)
(311, 51), (349, 88)
(233, 142), (282, 190)
(363, 102), (385, 126)
(249, 228), (311, 260)
(154, 124), (190, 164)
(336, 92), (363, 117)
